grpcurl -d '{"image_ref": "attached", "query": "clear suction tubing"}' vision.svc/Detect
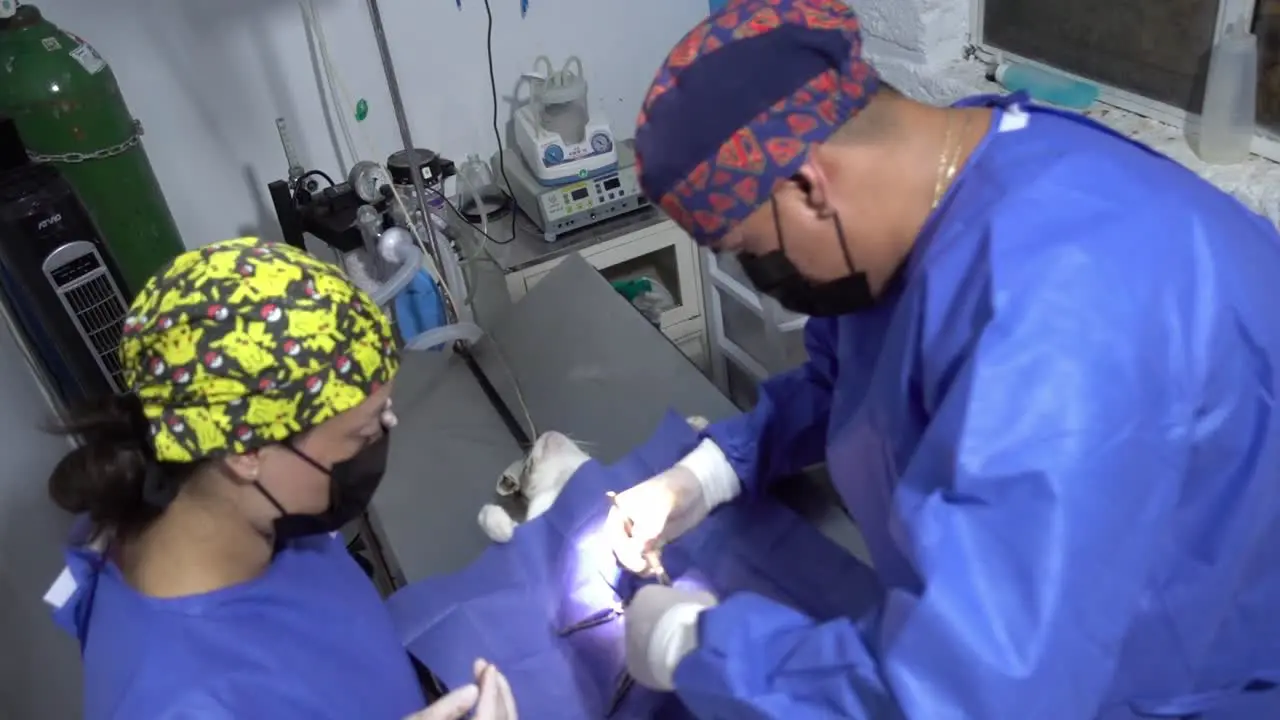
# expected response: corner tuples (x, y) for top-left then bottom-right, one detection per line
(403, 321), (485, 351)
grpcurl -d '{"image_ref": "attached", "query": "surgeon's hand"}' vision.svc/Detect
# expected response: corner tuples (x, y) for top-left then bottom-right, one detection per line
(605, 439), (741, 574)
(624, 584), (718, 691)
(403, 659), (517, 720)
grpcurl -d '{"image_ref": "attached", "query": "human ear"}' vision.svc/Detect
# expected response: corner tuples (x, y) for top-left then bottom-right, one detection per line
(221, 451), (262, 485)
(794, 160), (836, 219)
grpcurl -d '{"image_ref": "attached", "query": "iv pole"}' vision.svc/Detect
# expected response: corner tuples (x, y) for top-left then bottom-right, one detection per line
(363, 0), (462, 322)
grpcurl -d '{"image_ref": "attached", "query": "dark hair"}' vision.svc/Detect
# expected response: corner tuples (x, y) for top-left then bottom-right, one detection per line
(47, 393), (201, 539)
(831, 82), (904, 145)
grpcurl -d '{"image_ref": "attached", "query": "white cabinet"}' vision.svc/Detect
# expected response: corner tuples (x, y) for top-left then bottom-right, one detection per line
(668, 315), (710, 375)
(700, 248), (808, 407)
(502, 220), (708, 369)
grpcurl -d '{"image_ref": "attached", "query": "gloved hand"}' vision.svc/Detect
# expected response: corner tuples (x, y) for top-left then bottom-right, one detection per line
(624, 584), (718, 691)
(605, 439), (741, 575)
(403, 659), (518, 720)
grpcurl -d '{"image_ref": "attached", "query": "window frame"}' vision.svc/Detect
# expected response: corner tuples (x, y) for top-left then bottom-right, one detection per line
(968, 0), (1280, 163)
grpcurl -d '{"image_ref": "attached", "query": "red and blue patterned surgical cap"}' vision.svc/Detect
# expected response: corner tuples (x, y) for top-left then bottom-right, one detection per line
(635, 0), (879, 246)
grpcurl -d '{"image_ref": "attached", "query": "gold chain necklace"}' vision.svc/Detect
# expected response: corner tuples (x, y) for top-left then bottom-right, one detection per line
(931, 112), (971, 210)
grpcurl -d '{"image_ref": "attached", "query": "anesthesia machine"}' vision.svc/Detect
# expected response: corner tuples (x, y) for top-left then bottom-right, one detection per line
(266, 118), (482, 348)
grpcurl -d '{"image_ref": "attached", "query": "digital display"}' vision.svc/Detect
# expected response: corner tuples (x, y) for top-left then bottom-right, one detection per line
(571, 187), (589, 201)
(603, 178), (621, 191)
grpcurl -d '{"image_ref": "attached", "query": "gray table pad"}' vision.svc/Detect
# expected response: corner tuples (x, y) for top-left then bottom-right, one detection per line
(370, 254), (865, 586)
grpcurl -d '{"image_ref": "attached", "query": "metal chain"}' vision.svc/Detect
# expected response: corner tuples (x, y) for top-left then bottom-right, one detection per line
(28, 119), (144, 164)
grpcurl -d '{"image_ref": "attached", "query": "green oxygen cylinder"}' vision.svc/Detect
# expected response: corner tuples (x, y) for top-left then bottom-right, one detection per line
(0, 4), (184, 294)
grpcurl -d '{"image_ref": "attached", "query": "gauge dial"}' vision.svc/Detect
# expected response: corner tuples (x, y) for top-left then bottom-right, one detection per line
(590, 132), (613, 154)
(543, 144), (565, 167)
(348, 160), (391, 203)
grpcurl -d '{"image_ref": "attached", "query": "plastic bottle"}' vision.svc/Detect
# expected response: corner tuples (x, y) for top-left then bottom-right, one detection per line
(1196, 21), (1258, 164)
(989, 62), (1100, 109)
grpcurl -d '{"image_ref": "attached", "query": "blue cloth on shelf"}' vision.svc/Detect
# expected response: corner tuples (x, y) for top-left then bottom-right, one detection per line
(393, 269), (447, 349)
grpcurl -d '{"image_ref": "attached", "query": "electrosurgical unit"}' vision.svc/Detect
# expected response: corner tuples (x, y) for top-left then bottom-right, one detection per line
(496, 139), (647, 244)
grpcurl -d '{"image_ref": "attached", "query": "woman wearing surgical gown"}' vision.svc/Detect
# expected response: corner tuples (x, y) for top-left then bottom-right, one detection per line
(46, 238), (517, 720)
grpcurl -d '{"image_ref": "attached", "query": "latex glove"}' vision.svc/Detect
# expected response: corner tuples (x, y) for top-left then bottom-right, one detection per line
(624, 584), (718, 691)
(605, 439), (741, 575)
(403, 659), (518, 720)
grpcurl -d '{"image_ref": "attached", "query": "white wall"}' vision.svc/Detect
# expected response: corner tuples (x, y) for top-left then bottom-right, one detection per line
(36, 0), (707, 248)
(0, 320), (81, 718)
(853, 0), (975, 103)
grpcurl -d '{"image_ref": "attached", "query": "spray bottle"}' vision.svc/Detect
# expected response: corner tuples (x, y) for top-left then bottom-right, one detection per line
(1196, 20), (1258, 164)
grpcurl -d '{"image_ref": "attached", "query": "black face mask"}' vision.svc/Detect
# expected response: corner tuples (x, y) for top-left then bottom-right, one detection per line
(254, 430), (392, 542)
(737, 196), (876, 317)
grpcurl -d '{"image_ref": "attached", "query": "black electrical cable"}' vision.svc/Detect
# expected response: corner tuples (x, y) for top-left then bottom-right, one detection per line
(296, 169), (336, 188)
(482, 0), (518, 245)
(425, 185), (500, 245)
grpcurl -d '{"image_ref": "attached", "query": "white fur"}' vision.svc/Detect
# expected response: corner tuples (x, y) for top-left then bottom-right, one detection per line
(478, 430), (589, 543)
(477, 504), (517, 543)
(478, 417), (712, 543)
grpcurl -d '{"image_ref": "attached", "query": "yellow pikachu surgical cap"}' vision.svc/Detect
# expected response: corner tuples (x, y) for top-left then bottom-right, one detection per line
(119, 237), (400, 463)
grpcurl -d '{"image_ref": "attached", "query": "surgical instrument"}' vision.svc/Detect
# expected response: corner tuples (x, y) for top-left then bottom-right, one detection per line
(644, 550), (671, 587)
(598, 569), (623, 599)
(557, 604), (623, 637)
(597, 492), (668, 716)
(605, 667), (636, 718)
(607, 491), (672, 584)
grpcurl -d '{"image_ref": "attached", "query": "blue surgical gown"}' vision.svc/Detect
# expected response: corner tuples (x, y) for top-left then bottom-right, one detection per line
(680, 95), (1280, 719)
(51, 528), (425, 719)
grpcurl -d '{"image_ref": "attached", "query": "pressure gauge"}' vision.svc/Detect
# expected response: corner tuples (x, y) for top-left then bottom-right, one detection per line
(349, 161), (391, 204)
(590, 132), (613, 154)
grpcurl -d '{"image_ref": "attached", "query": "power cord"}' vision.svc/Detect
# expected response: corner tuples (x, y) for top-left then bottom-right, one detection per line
(296, 169), (335, 187)
(482, 0), (518, 245)
(422, 183), (539, 258)
(425, 185), (500, 247)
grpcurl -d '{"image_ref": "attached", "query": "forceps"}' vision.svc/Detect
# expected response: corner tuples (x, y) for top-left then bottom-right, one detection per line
(600, 492), (675, 717)
(557, 604), (624, 637)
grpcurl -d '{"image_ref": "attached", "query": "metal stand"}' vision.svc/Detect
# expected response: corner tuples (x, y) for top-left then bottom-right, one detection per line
(364, 0), (458, 322)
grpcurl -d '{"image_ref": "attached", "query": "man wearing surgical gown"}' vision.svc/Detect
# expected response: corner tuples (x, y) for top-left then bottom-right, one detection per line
(605, 1), (1280, 718)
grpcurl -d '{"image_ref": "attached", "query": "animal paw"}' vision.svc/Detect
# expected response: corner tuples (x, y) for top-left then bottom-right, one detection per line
(685, 415), (710, 431)
(478, 504), (517, 543)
